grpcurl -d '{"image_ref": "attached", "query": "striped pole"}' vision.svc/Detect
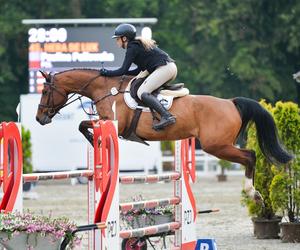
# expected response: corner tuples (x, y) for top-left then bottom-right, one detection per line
(23, 170), (94, 182)
(120, 222), (181, 239)
(23, 172), (182, 218)
(119, 172), (180, 184)
(120, 197), (180, 212)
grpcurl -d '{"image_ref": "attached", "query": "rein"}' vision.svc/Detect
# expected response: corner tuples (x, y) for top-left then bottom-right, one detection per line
(61, 74), (103, 109)
(38, 73), (102, 117)
(93, 75), (129, 105)
(89, 75), (129, 118)
(39, 73), (129, 117)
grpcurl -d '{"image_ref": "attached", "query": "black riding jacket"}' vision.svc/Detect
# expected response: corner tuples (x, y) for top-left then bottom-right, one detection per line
(104, 40), (174, 77)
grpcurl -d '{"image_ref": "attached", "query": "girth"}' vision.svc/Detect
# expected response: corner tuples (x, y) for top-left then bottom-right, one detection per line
(120, 108), (149, 146)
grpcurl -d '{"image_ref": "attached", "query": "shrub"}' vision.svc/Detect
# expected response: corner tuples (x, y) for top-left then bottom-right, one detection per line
(21, 126), (33, 174)
(270, 101), (300, 222)
(218, 159), (232, 175)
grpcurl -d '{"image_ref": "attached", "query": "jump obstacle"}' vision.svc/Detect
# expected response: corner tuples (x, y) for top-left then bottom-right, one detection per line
(0, 121), (198, 249)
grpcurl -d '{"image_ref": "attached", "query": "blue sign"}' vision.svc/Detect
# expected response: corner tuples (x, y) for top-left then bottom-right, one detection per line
(195, 239), (218, 250)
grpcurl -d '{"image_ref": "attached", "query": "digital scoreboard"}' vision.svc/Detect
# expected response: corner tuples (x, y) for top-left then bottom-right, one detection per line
(23, 19), (156, 93)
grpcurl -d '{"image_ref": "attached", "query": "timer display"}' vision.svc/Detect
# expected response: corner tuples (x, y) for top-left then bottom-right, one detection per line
(28, 28), (67, 43)
(26, 25), (147, 93)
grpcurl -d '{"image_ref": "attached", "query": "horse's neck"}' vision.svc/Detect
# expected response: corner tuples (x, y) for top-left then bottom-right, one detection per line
(84, 74), (132, 120)
(58, 71), (133, 116)
(58, 71), (123, 98)
(93, 76), (131, 95)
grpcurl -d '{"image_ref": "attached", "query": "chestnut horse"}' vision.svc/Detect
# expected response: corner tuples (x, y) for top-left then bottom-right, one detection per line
(36, 69), (293, 202)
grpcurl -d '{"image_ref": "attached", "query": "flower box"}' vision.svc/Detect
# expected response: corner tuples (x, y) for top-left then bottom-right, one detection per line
(0, 212), (80, 249)
(129, 214), (173, 229)
(148, 214), (173, 226)
(130, 215), (148, 229)
(120, 195), (175, 230)
(0, 232), (62, 250)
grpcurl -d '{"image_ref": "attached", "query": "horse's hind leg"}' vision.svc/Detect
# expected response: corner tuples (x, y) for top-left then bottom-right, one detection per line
(204, 144), (263, 203)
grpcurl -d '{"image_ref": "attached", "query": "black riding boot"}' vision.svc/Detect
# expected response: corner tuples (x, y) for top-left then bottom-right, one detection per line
(141, 93), (176, 130)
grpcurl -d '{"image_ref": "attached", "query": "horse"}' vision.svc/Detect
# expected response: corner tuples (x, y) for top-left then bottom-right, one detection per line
(36, 69), (293, 203)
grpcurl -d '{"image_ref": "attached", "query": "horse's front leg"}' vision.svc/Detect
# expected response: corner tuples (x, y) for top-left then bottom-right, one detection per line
(79, 120), (96, 146)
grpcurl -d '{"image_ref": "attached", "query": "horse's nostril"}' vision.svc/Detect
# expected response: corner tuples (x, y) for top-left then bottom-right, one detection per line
(36, 116), (39, 122)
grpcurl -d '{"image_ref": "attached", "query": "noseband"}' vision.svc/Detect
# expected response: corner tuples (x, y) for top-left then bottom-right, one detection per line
(38, 81), (68, 117)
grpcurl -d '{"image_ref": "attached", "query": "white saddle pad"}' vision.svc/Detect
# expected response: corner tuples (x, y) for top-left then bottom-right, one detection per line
(123, 72), (189, 112)
(124, 92), (174, 112)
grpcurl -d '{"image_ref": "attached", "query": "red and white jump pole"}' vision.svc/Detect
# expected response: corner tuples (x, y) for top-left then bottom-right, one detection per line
(89, 120), (197, 249)
(0, 121), (197, 249)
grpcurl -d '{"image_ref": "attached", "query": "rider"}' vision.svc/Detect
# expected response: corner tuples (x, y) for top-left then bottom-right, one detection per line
(99, 23), (177, 130)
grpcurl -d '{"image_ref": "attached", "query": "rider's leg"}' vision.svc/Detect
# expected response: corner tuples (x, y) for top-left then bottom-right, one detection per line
(137, 62), (177, 97)
(137, 62), (177, 130)
(141, 92), (176, 130)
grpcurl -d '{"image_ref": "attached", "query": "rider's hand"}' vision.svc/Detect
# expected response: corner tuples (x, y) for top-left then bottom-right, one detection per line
(100, 68), (108, 76)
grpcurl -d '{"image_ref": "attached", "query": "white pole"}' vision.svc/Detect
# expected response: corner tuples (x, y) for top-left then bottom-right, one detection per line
(112, 101), (116, 121)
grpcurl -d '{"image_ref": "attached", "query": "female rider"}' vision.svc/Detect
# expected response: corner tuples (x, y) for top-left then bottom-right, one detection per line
(100, 23), (177, 131)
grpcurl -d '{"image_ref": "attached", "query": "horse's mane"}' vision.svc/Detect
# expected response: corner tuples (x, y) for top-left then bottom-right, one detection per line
(54, 68), (134, 84)
(55, 68), (100, 76)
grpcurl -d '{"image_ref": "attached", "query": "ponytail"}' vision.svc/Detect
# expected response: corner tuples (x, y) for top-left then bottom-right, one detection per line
(135, 36), (156, 51)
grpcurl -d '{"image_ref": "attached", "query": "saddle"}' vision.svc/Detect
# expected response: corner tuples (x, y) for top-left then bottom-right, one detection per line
(125, 70), (189, 111)
(121, 71), (189, 145)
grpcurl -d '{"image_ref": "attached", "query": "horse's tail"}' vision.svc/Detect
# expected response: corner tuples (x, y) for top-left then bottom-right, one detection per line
(233, 97), (293, 165)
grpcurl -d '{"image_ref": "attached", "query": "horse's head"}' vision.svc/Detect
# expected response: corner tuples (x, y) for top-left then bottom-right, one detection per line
(36, 71), (68, 125)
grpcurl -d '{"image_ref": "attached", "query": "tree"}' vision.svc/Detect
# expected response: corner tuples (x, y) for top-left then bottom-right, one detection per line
(0, 1), (28, 121)
(1, 0), (300, 121)
(0, 0), (83, 121)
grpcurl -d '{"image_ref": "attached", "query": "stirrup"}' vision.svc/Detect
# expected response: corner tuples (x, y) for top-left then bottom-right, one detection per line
(153, 116), (176, 131)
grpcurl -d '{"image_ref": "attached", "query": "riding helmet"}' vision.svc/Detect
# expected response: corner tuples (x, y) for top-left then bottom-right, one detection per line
(112, 23), (136, 40)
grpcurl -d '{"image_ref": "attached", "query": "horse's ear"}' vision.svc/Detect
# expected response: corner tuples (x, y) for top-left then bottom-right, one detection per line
(39, 70), (49, 81)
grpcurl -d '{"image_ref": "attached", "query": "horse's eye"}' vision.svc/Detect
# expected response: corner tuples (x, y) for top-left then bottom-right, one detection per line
(42, 89), (47, 95)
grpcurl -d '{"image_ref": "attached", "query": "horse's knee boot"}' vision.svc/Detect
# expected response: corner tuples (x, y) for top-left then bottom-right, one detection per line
(79, 121), (85, 133)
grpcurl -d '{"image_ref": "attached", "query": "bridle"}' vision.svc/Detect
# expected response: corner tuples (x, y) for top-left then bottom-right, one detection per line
(38, 72), (101, 118)
(38, 81), (68, 117)
(38, 72), (129, 118)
